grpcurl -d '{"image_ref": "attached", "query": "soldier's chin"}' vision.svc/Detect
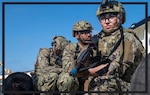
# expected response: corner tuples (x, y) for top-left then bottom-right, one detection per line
(104, 29), (115, 34)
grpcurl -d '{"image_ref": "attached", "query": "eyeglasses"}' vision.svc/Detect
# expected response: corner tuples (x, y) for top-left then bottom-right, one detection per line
(51, 41), (57, 46)
(98, 13), (117, 22)
(79, 30), (92, 35)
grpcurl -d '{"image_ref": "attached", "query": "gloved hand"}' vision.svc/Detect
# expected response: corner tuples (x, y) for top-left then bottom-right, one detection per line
(69, 68), (77, 76)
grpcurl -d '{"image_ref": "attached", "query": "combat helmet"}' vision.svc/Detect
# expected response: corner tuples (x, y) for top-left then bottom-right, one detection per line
(52, 36), (70, 51)
(72, 20), (93, 37)
(96, 0), (126, 24)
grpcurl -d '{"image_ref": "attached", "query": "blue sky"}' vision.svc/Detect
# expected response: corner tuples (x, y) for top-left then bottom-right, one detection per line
(0, 0), (149, 74)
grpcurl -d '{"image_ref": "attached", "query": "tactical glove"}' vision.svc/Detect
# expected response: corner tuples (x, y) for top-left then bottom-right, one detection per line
(70, 68), (77, 76)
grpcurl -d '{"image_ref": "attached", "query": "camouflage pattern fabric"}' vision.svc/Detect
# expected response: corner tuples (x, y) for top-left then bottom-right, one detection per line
(33, 48), (62, 95)
(57, 43), (93, 95)
(57, 72), (79, 95)
(89, 28), (145, 95)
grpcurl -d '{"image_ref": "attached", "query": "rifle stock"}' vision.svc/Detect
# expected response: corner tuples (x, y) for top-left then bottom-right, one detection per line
(75, 46), (93, 71)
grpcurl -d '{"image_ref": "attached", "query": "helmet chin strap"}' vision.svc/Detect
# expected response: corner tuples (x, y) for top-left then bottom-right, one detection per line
(78, 39), (88, 45)
(78, 34), (89, 45)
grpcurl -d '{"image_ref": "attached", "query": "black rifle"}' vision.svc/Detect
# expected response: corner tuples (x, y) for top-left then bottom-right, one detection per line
(69, 35), (101, 76)
(70, 34), (113, 76)
(70, 44), (110, 76)
(74, 45), (93, 72)
(69, 44), (94, 76)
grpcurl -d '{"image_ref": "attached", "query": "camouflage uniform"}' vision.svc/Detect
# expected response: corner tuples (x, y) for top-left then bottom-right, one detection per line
(88, 0), (145, 95)
(90, 29), (145, 94)
(33, 36), (69, 95)
(57, 20), (94, 95)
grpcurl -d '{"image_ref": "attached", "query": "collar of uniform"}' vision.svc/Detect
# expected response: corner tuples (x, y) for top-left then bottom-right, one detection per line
(77, 43), (88, 51)
(111, 29), (121, 36)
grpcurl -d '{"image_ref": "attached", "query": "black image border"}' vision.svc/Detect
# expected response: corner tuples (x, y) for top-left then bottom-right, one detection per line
(2, 1), (148, 95)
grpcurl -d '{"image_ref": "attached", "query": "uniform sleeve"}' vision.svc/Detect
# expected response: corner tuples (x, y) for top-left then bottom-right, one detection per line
(35, 48), (62, 74)
(62, 44), (76, 73)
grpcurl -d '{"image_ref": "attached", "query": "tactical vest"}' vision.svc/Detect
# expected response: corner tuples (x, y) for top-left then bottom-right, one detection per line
(96, 27), (145, 82)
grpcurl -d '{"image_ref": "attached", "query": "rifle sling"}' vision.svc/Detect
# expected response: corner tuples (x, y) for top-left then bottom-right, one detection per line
(107, 26), (124, 58)
(95, 27), (124, 75)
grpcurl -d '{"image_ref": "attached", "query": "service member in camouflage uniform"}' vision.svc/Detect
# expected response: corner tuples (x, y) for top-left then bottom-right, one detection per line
(57, 20), (95, 95)
(33, 36), (70, 95)
(88, 0), (145, 94)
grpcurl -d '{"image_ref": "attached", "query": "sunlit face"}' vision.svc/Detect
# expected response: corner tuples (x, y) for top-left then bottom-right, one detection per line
(75, 30), (92, 45)
(51, 40), (61, 55)
(98, 13), (119, 34)
(51, 41), (58, 53)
